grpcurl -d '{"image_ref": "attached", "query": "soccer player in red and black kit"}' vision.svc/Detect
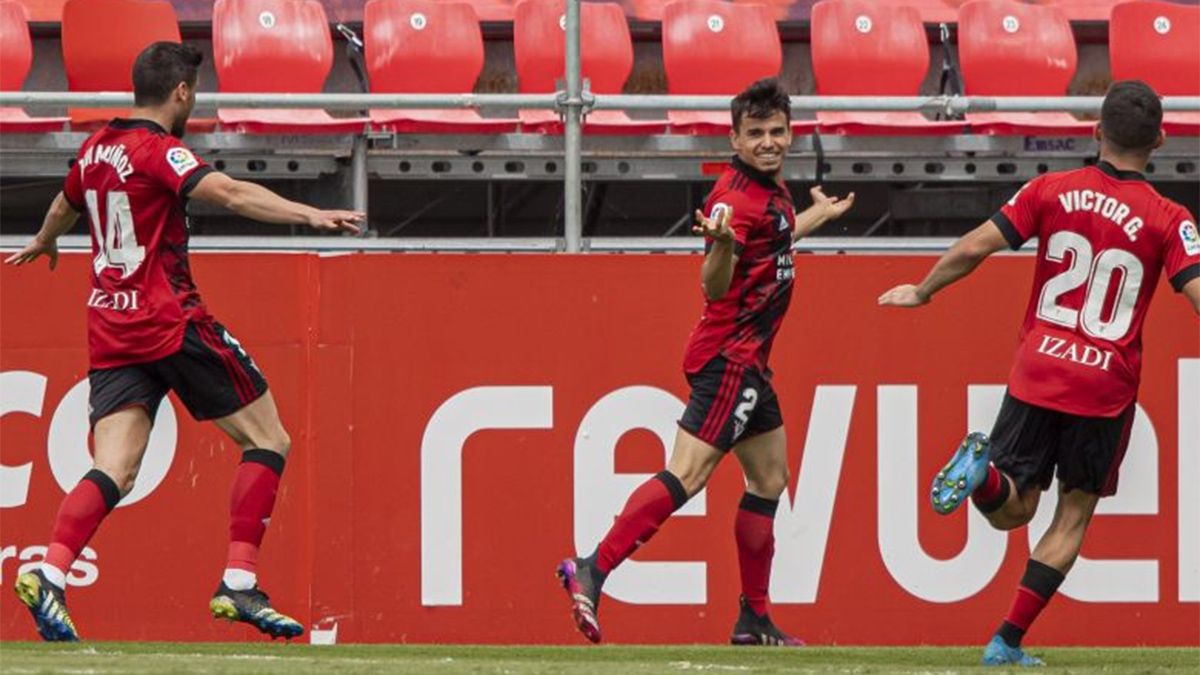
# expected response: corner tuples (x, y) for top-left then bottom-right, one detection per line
(557, 79), (855, 646)
(5, 42), (363, 641)
(880, 81), (1200, 666)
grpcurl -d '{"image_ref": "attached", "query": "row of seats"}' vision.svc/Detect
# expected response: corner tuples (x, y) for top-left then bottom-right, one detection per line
(11, 0), (1197, 23)
(1, 0), (1197, 136)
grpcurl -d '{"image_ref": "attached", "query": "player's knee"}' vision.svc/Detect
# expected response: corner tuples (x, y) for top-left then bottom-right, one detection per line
(254, 428), (291, 457)
(748, 468), (788, 500)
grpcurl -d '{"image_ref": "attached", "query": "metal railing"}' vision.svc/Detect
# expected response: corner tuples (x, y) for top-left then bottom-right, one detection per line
(3, 0), (1199, 256)
(0, 234), (1036, 254)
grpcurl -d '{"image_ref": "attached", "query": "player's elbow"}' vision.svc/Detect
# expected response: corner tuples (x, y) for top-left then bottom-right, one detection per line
(702, 279), (729, 301)
(217, 181), (252, 214)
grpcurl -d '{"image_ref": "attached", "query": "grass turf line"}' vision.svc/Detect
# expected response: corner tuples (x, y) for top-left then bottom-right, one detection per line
(0, 643), (1196, 674)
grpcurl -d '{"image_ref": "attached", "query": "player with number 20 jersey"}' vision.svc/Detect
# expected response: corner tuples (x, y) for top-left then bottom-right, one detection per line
(879, 81), (1199, 667)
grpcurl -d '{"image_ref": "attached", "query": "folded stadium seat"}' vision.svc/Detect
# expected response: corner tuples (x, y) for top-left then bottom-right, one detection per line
(810, 0), (967, 135)
(1027, 0), (1127, 21)
(12, 0), (66, 22)
(452, 0), (515, 21)
(1110, 0), (1200, 136)
(0, 0), (67, 133)
(957, 0), (1095, 135)
(213, 0), (368, 134)
(662, 0), (814, 135)
(731, 0), (801, 21)
(364, 0), (517, 133)
(60, 0), (216, 132)
(626, 0), (671, 21)
(514, 0), (666, 135)
(892, 0), (963, 24)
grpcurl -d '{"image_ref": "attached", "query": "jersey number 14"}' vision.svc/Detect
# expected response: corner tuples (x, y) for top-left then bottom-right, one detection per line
(86, 189), (146, 278)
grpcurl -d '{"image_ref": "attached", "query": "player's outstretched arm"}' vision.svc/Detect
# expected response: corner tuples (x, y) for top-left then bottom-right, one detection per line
(693, 205), (737, 300)
(794, 186), (855, 242)
(189, 172), (364, 233)
(878, 220), (1009, 308)
(4, 191), (80, 271)
(1182, 277), (1200, 316)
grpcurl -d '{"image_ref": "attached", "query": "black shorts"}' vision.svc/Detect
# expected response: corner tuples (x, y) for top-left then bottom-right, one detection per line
(88, 319), (268, 427)
(678, 356), (783, 452)
(989, 393), (1135, 497)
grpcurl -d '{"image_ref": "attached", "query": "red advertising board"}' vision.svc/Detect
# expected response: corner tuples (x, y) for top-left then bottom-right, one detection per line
(1, 252), (1197, 644)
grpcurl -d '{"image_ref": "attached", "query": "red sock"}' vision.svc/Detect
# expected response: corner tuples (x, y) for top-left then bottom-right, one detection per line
(45, 470), (121, 577)
(594, 471), (688, 574)
(226, 450), (285, 573)
(971, 464), (1008, 510)
(736, 493), (778, 616)
(996, 559), (1065, 646)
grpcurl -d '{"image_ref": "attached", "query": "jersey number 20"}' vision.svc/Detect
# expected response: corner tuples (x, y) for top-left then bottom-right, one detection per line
(86, 189), (145, 278)
(1036, 230), (1144, 341)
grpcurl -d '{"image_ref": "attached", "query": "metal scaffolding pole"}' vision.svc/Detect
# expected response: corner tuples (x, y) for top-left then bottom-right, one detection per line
(563, 0), (583, 253)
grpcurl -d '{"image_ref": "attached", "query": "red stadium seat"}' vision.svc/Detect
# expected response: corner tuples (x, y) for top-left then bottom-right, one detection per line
(1027, 0), (1127, 21)
(12, 0), (66, 22)
(60, 0), (191, 130)
(364, 0), (517, 133)
(0, 0), (67, 132)
(662, 0), (813, 135)
(453, 0), (515, 21)
(514, 0), (665, 135)
(213, 0), (367, 134)
(893, 0), (966, 23)
(957, 0), (1094, 135)
(1110, 0), (1200, 136)
(810, 0), (967, 135)
(625, 0), (671, 21)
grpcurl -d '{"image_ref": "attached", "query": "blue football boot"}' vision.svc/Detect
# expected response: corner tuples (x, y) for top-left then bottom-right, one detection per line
(931, 432), (991, 515)
(13, 569), (80, 642)
(982, 635), (1045, 667)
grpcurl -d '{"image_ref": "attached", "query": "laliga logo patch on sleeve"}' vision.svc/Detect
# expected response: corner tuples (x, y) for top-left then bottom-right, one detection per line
(166, 147), (199, 177)
(1181, 220), (1200, 256)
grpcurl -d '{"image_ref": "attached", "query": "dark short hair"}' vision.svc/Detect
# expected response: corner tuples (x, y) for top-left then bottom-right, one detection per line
(132, 42), (202, 106)
(1100, 80), (1162, 153)
(731, 78), (791, 132)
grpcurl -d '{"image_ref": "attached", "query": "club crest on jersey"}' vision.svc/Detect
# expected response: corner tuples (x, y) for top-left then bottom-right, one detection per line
(166, 147), (199, 176)
(1181, 220), (1200, 256)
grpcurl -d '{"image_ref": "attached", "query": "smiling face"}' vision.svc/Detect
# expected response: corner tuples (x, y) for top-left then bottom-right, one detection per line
(730, 110), (792, 176)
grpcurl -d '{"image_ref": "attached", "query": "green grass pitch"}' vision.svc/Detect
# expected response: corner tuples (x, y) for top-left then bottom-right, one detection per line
(0, 643), (1197, 674)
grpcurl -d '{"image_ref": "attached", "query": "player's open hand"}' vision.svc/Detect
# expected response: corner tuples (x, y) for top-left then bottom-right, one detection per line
(4, 236), (59, 271)
(810, 186), (855, 221)
(692, 204), (734, 242)
(308, 210), (365, 234)
(878, 284), (929, 308)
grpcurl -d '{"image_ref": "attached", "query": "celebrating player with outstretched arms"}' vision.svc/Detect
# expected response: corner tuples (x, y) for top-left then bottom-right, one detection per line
(6, 41), (362, 642)
(880, 80), (1200, 667)
(557, 78), (854, 646)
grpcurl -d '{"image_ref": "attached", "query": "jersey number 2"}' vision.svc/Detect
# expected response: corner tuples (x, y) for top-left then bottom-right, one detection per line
(85, 189), (145, 278)
(1036, 230), (1144, 341)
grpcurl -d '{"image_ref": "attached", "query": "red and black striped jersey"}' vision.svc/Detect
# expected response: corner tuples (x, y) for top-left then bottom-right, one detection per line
(994, 160), (1200, 417)
(683, 157), (796, 375)
(62, 118), (215, 369)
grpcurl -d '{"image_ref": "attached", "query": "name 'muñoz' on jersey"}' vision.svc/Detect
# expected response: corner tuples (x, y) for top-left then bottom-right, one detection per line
(62, 119), (215, 369)
(993, 160), (1200, 417)
(683, 157), (797, 375)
